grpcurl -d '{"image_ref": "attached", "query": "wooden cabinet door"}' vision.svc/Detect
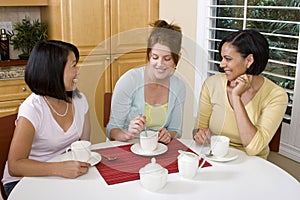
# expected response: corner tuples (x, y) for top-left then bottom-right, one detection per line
(77, 55), (111, 143)
(110, 0), (159, 54)
(0, 100), (23, 118)
(42, 0), (111, 56)
(94, 52), (147, 132)
(0, 79), (31, 117)
(64, 0), (111, 55)
(43, 0), (158, 55)
(110, 52), (147, 91)
(0, 80), (31, 102)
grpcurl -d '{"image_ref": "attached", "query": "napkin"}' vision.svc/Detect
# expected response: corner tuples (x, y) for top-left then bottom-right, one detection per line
(94, 138), (211, 185)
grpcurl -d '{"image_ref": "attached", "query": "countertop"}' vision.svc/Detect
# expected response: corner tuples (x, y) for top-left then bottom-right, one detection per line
(0, 59), (27, 80)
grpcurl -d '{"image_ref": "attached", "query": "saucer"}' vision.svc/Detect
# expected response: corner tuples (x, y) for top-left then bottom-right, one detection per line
(62, 151), (102, 166)
(130, 143), (168, 156)
(88, 152), (102, 166)
(206, 149), (238, 162)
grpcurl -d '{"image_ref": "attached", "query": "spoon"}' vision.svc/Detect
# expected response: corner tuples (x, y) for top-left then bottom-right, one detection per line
(206, 149), (213, 157)
(142, 115), (147, 137)
(144, 127), (148, 137)
(204, 136), (213, 157)
(101, 154), (117, 161)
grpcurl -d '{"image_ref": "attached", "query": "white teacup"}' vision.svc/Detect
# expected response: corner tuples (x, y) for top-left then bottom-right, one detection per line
(66, 140), (91, 162)
(140, 130), (158, 153)
(177, 151), (206, 179)
(210, 135), (230, 158)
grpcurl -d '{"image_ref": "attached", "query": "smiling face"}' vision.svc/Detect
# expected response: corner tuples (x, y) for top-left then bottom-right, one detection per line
(64, 51), (79, 91)
(148, 43), (177, 80)
(220, 42), (253, 81)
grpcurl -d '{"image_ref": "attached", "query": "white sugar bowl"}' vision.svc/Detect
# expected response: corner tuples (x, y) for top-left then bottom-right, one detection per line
(139, 157), (168, 192)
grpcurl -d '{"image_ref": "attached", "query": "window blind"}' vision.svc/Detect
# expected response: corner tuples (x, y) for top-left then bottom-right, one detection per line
(208, 0), (300, 123)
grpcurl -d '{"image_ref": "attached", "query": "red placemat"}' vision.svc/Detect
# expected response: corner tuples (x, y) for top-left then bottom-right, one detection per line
(94, 138), (211, 185)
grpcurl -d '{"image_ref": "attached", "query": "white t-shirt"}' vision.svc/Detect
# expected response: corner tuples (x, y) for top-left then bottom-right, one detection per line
(2, 93), (89, 185)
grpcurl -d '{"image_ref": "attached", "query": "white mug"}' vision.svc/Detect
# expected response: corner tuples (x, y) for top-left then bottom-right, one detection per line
(140, 130), (158, 153)
(177, 151), (206, 179)
(66, 140), (91, 162)
(210, 135), (230, 158)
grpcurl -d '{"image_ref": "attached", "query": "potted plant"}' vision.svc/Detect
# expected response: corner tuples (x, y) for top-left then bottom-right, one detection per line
(9, 16), (48, 60)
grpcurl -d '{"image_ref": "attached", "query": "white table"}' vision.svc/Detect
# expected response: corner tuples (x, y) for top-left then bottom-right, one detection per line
(8, 139), (300, 200)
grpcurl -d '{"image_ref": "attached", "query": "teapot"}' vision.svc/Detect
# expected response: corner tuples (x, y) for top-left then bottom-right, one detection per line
(139, 157), (168, 191)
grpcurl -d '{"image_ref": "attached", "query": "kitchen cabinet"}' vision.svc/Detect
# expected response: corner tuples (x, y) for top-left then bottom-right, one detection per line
(41, 0), (110, 56)
(0, 79), (31, 117)
(0, 0), (48, 6)
(41, 0), (158, 56)
(0, 60), (30, 118)
(41, 0), (159, 143)
(94, 52), (148, 131)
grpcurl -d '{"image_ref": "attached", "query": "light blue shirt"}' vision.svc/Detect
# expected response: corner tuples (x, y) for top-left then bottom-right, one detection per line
(106, 66), (186, 138)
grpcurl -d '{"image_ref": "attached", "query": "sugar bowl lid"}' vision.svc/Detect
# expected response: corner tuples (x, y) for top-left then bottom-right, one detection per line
(139, 158), (165, 174)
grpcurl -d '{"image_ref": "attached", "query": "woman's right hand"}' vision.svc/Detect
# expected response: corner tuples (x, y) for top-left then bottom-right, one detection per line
(127, 115), (146, 136)
(111, 115), (146, 141)
(193, 128), (211, 145)
(57, 161), (90, 178)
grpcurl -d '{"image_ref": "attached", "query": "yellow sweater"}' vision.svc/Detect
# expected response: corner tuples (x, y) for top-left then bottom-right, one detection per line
(195, 74), (288, 159)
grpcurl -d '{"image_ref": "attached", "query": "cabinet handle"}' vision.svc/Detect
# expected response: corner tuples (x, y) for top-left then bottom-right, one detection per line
(105, 57), (110, 61)
(22, 87), (27, 92)
(113, 56), (118, 61)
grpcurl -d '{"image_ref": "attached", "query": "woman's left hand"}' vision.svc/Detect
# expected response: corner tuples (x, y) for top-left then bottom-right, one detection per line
(158, 128), (172, 144)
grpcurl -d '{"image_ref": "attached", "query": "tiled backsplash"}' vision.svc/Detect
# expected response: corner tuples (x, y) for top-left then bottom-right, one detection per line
(0, 6), (41, 59)
(0, 65), (25, 80)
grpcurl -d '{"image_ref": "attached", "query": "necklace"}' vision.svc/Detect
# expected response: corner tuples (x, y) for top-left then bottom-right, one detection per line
(44, 96), (69, 117)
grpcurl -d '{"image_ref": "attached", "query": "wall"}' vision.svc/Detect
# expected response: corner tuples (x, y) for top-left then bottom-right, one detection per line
(159, 0), (198, 139)
(0, 7), (41, 59)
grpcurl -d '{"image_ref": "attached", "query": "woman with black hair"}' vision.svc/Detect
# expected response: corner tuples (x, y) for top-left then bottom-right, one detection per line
(193, 29), (288, 159)
(2, 40), (91, 197)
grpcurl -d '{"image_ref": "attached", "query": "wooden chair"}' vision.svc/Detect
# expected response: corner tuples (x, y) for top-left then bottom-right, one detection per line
(103, 92), (112, 127)
(0, 114), (17, 200)
(269, 122), (282, 152)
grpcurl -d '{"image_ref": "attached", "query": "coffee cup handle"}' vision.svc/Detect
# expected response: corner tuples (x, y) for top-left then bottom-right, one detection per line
(65, 147), (76, 160)
(66, 147), (71, 153)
